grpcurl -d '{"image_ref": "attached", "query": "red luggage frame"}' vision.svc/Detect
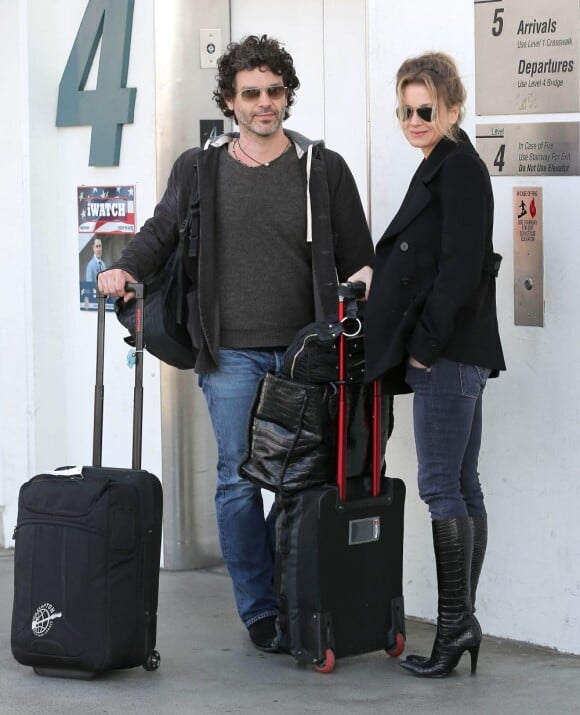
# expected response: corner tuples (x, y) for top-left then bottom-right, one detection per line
(336, 281), (382, 501)
(274, 281), (406, 673)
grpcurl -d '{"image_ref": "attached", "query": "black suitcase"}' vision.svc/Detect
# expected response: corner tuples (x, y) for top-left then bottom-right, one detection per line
(11, 285), (163, 678)
(275, 282), (406, 672)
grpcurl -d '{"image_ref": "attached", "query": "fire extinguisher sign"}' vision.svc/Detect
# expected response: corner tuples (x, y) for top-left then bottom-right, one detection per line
(514, 187), (541, 239)
(513, 187), (544, 327)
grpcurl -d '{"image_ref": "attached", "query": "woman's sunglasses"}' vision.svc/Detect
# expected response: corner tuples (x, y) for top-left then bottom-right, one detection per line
(396, 105), (435, 123)
(236, 85), (288, 102)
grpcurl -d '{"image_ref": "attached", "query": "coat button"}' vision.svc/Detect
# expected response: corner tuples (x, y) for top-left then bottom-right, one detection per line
(400, 241), (409, 252)
(401, 277), (411, 286)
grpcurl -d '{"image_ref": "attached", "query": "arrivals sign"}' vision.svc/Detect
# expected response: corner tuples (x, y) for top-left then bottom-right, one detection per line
(474, 0), (579, 114)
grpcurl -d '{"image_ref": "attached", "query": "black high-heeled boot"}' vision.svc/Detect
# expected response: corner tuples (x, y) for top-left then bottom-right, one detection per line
(405, 514), (487, 666)
(470, 515), (487, 612)
(400, 517), (482, 678)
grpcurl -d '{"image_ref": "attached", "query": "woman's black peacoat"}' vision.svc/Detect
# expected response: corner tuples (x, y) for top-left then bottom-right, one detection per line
(364, 129), (505, 393)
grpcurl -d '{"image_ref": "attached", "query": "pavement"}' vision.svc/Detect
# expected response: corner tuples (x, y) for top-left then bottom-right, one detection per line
(1, 549), (579, 715)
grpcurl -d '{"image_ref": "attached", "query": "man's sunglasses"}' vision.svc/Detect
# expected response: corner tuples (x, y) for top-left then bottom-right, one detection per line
(396, 105), (435, 123)
(236, 85), (288, 102)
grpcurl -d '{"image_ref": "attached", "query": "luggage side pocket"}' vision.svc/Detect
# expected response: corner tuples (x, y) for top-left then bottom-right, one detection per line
(11, 520), (107, 671)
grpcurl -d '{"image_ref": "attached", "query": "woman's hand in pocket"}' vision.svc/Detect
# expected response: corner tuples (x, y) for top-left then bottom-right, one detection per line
(408, 356), (427, 369)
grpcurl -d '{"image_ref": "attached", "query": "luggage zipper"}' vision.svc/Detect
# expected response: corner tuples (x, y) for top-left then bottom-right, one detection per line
(289, 332), (318, 379)
(13, 519), (105, 540)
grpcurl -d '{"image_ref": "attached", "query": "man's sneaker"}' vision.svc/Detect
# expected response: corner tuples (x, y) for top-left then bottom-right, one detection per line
(248, 616), (280, 653)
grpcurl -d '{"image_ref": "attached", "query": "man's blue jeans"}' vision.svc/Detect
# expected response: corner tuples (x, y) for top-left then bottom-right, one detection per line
(405, 357), (491, 520)
(198, 348), (284, 627)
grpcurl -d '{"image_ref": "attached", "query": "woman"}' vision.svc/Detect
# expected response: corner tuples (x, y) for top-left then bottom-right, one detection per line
(365, 52), (505, 678)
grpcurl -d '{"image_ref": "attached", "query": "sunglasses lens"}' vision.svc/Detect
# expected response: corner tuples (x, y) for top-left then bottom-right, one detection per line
(397, 106), (413, 121)
(267, 86), (286, 99)
(240, 88), (261, 101)
(416, 107), (433, 122)
(397, 106), (434, 122)
(239, 86), (286, 101)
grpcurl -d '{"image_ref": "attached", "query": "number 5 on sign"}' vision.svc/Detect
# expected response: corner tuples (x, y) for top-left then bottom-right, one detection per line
(56, 0), (137, 167)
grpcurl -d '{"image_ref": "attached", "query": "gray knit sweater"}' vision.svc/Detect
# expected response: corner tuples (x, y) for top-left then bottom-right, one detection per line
(215, 146), (313, 348)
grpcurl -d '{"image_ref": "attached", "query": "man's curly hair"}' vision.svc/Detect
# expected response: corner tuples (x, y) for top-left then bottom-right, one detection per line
(213, 35), (300, 120)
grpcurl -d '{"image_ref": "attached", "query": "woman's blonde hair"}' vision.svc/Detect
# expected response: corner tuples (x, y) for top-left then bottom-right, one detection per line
(395, 52), (466, 142)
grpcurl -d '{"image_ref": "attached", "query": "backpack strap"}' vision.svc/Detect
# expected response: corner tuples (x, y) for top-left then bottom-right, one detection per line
(176, 159), (200, 324)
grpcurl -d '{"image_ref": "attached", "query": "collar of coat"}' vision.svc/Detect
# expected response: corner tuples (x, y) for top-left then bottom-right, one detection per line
(418, 127), (476, 182)
(380, 128), (477, 241)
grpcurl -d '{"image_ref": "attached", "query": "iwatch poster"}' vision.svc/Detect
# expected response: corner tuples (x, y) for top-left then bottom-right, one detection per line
(78, 185), (136, 311)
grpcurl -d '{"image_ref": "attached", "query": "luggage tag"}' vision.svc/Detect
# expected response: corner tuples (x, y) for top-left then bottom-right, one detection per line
(45, 466), (84, 479)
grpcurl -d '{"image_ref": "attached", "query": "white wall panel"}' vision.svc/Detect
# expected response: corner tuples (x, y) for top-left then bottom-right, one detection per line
(368, 0), (580, 654)
(0, 0), (163, 550)
(231, 1), (326, 141)
(0, 1), (35, 546)
(230, 0), (368, 208)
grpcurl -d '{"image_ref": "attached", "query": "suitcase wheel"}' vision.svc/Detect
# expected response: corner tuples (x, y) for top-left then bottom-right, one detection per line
(313, 648), (335, 674)
(143, 650), (161, 671)
(386, 632), (405, 658)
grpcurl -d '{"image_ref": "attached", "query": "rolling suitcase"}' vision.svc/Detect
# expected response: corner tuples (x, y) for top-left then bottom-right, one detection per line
(275, 282), (406, 672)
(11, 285), (163, 678)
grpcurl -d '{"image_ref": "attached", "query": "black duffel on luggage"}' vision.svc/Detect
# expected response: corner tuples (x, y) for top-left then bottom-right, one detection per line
(239, 373), (339, 493)
(240, 290), (393, 496)
(274, 282), (406, 672)
(11, 286), (163, 678)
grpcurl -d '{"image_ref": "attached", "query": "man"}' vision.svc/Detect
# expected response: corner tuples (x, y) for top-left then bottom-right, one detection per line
(98, 34), (374, 652)
(85, 237), (106, 282)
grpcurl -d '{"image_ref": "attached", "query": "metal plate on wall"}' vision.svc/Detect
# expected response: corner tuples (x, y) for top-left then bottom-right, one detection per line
(513, 187), (544, 327)
(155, 0), (230, 570)
(475, 0), (579, 115)
(476, 122), (580, 176)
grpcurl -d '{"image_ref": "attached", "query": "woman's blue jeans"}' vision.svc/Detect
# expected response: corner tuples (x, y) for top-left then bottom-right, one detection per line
(405, 357), (491, 520)
(198, 348), (284, 627)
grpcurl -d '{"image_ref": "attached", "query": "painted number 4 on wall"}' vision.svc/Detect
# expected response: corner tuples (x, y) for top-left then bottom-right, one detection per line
(56, 0), (137, 167)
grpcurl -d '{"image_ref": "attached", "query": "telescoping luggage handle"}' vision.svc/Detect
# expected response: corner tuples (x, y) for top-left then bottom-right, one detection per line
(93, 283), (144, 470)
(336, 281), (382, 502)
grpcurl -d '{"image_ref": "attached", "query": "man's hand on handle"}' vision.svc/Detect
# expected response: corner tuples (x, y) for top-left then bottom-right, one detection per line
(97, 269), (138, 303)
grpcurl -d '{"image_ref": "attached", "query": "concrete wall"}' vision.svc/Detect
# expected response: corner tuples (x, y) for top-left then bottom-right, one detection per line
(1, 0), (579, 654)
